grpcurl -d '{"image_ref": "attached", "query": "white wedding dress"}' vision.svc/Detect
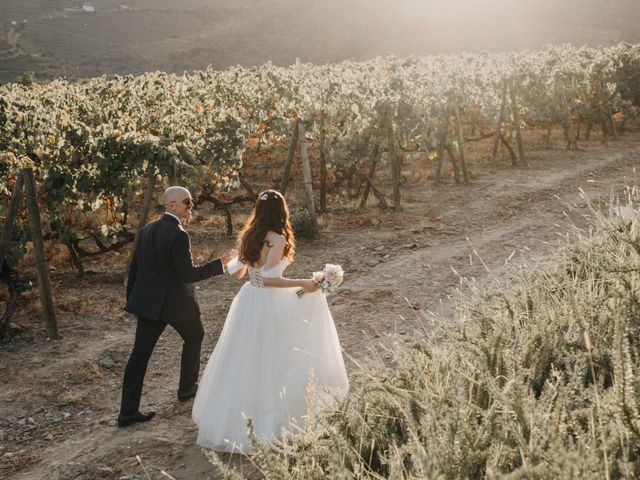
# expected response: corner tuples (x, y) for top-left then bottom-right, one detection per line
(192, 257), (349, 453)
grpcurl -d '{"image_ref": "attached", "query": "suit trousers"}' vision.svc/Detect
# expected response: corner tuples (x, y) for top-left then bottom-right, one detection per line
(119, 315), (205, 416)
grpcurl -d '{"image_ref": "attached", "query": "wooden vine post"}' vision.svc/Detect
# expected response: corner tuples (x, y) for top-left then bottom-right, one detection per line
(599, 77), (618, 140)
(360, 117), (389, 209)
(556, 76), (578, 150)
(279, 119), (300, 195)
(319, 110), (328, 213)
(360, 143), (379, 207)
(124, 172), (157, 282)
(384, 107), (402, 211)
(491, 80), (509, 163)
(450, 97), (470, 183)
(361, 145), (388, 209)
(433, 118), (451, 183)
(296, 120), (319, 229)
(277, 119), (318, 226)
(22, 167), (59, 340)
(508, 78), (528, 166)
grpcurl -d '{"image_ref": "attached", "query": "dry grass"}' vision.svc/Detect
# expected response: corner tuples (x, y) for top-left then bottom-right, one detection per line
(0, 450), (41, 477)
(70, 360), (105, 383)
(213, 194), (640, 479)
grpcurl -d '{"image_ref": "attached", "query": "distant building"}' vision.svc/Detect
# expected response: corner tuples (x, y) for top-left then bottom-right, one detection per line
(82, 5), (95, 13)
(10, 20), (17, 26)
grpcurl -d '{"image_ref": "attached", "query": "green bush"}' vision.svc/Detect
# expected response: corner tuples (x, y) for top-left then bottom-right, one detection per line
(214, 202), (640, 479)
(290, 206), (319, 238)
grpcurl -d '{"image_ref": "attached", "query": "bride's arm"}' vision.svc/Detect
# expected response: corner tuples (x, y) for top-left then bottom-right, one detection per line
(226, 256), (248, 280)
(231, 265), (247, 280)
(261, 234), (316, 291)
(263, 277), (315, 290)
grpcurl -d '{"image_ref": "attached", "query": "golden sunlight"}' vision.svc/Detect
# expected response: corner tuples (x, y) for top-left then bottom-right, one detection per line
(382, 0), (626, 55)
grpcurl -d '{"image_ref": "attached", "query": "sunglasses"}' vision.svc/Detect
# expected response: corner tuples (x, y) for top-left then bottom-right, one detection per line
(179, 198), (194, 207)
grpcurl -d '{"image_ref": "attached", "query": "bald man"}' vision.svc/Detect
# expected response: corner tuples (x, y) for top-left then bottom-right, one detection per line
(118, 186), (236, 427)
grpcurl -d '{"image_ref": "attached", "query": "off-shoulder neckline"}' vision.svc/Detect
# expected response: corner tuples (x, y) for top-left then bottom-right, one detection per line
(249, 257), (289, 270)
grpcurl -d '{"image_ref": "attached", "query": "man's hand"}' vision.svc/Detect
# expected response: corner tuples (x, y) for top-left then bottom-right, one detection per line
(221, 249), (238, 266)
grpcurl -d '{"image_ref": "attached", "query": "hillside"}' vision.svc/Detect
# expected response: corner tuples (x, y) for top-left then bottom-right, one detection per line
(1, 0), (640, 83)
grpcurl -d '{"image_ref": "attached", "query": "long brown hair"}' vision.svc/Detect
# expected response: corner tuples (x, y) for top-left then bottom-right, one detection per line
(237, 190), (295, 266)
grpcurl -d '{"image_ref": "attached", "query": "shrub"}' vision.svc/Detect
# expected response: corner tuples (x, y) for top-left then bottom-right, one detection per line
(290, 206), (319, 238)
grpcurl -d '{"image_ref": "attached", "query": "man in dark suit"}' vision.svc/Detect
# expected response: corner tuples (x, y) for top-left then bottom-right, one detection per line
(118, 186), (236, 428)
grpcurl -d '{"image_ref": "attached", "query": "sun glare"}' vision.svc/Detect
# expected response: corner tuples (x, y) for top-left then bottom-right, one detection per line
(401, 0), (521, 22)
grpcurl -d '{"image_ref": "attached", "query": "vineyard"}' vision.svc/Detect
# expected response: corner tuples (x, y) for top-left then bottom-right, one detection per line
(2, 43), (640, 478)
(2, 44), (640, 319)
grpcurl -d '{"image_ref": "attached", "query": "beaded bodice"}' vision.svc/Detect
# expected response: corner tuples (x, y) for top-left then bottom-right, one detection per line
(248, 268), (264, 287)
(247, 258), (289, 287)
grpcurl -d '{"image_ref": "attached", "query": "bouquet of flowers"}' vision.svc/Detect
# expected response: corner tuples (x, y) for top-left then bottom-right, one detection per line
(297, 263), (344, 298)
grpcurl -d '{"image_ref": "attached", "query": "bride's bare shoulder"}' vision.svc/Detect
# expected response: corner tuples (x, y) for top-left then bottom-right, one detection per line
(265, 231), (286, 246)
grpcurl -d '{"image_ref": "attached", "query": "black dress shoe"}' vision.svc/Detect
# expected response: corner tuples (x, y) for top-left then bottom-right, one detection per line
(177, 383), (198, 402)
(117, 410), (156, 428)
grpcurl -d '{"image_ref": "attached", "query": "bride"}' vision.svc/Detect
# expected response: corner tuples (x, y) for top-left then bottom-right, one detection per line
(192, 189), (349, 453)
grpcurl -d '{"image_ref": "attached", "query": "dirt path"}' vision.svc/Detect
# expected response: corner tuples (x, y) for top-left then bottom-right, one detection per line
(2, 127), (640, 479)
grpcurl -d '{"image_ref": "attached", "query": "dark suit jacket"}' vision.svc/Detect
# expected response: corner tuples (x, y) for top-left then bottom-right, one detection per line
(125, 214), (223, 323)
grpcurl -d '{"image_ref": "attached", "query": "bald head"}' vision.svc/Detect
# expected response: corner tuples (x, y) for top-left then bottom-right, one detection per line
(163, 186), (194, 222)
(163, 186), (191, 204)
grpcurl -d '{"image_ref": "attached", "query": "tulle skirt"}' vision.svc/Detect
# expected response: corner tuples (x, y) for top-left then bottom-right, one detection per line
(192, 283), (349, 453)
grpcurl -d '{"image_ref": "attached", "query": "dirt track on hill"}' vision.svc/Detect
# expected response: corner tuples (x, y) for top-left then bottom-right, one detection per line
(2, 125), (640, 479)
